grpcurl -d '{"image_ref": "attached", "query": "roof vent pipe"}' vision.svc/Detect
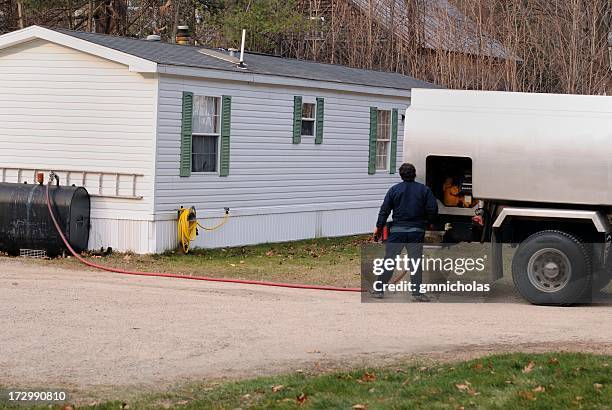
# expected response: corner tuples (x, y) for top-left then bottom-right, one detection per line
(238, 29), (246, 68)
(146, 34), (161, 42)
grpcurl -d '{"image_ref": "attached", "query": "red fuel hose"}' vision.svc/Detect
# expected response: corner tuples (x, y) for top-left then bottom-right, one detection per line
(45, 180), (362, 293)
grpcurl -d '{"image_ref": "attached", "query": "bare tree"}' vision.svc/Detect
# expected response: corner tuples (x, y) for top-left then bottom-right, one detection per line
(0, 0), (608, 94)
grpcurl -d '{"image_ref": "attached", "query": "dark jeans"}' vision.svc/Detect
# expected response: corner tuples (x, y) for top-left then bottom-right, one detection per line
(379, 230), (425, 295)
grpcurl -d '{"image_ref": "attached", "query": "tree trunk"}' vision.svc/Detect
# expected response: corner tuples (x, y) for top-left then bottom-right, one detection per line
(16, 1), (25, 29)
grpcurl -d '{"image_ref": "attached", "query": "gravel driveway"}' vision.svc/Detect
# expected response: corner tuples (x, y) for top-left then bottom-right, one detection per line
(1, 258), (611, 398)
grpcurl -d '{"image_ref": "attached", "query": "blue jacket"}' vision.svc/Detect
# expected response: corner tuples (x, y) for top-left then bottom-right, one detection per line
(376, 181), (439, 229)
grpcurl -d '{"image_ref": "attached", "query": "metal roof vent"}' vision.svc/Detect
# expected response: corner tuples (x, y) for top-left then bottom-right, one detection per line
(146, 34), (161, 42)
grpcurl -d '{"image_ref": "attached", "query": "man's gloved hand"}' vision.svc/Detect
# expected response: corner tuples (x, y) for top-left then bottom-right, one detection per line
(373, 227), (381, 242)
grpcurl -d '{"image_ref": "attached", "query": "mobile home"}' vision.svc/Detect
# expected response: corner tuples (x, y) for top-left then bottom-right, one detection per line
(0, 26), (436, 253)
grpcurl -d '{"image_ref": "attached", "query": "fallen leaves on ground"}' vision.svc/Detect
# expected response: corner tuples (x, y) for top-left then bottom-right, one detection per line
(455, 380), (471, 391)
(296, 393), (308, 405)
(522, 361), (535, 373)
(532, 386), (545, 393)
(361, 372), (376, 382)
(272, 385), (284, 392)
(455, 380), (479, 396)
(352, 404), (367, 409)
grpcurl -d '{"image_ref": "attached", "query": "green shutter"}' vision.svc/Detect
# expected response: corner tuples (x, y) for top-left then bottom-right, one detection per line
(389, 109), (398, 174)
(219, 95), (232, 177)
(315, 97), (324, 144)
(368, 107), (377, 175)
(180, 91), (194, 177)
(293, 96), (302, 144)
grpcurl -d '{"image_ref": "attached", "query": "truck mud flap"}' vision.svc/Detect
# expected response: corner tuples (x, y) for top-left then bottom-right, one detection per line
(490, 228), (503, 281)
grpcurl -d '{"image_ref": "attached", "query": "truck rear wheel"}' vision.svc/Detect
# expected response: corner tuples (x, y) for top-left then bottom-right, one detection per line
(511, 230), (592, 305)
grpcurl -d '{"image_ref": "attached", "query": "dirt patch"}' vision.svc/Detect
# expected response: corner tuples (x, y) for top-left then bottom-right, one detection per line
(1, 257), (611, 402)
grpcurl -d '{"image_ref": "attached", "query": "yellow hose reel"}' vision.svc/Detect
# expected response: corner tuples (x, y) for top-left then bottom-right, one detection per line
(177, 206), (230, 253)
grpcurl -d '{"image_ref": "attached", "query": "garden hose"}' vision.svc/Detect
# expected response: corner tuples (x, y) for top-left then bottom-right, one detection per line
(45, 175), (362, 293)
(178, 207), (230, 253)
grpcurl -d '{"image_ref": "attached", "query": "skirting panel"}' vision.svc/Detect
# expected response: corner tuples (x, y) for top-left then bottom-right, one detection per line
(152, 207), (379, 253)
(89, 218), (155, 254)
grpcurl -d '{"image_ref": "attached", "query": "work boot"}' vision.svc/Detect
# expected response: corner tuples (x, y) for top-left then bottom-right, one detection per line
(370, 291), (384, 299)
(411, 293), (431, 303)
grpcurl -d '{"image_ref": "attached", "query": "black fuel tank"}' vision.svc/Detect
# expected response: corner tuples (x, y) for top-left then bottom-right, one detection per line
(0, 182), (90, 256)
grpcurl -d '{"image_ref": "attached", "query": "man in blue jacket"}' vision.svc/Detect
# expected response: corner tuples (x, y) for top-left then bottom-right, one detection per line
(373, 163), (438, 301)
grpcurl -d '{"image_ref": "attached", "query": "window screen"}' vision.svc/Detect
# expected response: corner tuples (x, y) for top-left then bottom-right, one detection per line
(192, 96), (220, 172)
(376, 110), (391, 170)
(301, 102), (315, 136)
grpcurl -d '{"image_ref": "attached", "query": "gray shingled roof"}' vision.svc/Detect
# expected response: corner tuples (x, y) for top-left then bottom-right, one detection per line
(350, 0), (517, 60)
(51, 28), (436, 91)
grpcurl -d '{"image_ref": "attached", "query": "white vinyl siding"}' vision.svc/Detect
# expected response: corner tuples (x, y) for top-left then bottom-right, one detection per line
(0, 39), (157, 252)
(155, 75), (408, 249)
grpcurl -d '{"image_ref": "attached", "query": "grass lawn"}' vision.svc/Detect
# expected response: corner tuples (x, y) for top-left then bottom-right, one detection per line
(1, 353), (609, 409)
(45, 235), (371, 288)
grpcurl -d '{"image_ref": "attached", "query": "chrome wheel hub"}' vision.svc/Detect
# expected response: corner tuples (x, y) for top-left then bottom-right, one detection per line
(527, 248), (572, 293)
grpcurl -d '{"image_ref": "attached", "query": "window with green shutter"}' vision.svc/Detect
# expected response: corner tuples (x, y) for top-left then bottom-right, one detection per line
(179, 91), (194, 177)
(369, 108), (397, 174)
(180, 92), (231, 176)
(294, 96), (324, 144)
(368, 107), (377, 174)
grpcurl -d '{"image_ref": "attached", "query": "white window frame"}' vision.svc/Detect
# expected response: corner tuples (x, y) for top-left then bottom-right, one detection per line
(376, 109), (391, 171)
(191, 95), (221, 174)
(301, 101), (316, 137)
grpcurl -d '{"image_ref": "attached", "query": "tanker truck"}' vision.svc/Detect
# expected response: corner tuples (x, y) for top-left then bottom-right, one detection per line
(404, 89), (612, 305)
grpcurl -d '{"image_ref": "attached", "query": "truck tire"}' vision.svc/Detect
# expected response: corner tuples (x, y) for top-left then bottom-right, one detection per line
(511, 230), (592, 305)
